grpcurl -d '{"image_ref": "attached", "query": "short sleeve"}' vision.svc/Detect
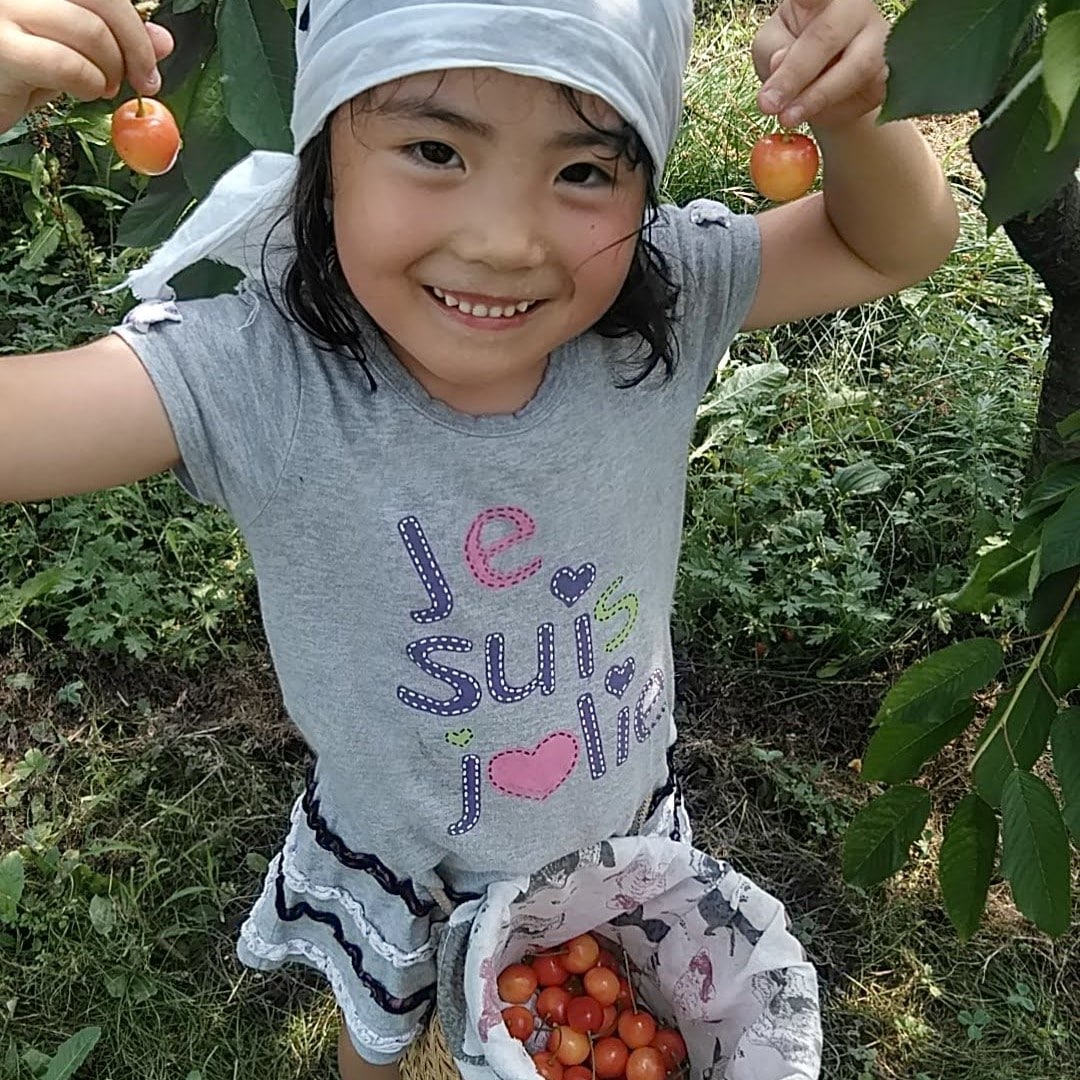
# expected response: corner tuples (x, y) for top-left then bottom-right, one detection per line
(109, 284), (303, 527)
(650, 200), (761, 396)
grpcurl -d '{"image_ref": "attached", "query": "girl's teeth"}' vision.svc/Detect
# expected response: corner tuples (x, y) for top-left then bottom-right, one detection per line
(432, 288), (534, 318)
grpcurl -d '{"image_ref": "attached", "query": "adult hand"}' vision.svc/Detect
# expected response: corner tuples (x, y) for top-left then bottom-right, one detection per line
(0, 0), (173, 133)
(752, 0), (889, 131)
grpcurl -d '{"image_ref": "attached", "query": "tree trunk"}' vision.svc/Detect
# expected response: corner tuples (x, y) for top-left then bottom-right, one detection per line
(978, 167), (1080, 478)
(970, 21), (1080, 479)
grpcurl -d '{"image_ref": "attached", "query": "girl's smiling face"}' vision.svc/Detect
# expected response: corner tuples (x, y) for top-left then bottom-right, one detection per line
(329, 68), (648, 415)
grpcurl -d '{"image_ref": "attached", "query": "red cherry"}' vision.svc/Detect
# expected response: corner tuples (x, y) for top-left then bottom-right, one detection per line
(566, 995), (605, 1034)
(532, 1051), (565, 1080)
(593, 1036), (630, 1079)
(597, 947), (619, 970)
(536, 986), (573, 1025)
(749, 132), (819, 202)
(564, 1068), (592, 1080)
(596, 1004), (619, 1038)
(502, 1005), (534, 1041)
(618, 1009), (657, 1050)
(111, 97), (181, 176)
(651, 1028), (688, 1069)
(626, 1046), (667, 1080)
(533, 953), (571, 987)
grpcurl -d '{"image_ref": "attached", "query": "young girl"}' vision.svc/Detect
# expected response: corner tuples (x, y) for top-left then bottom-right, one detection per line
(0, 0), (959, 1075)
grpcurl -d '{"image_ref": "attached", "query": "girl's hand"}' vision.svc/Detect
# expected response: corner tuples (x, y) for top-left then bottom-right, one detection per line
(752, 0), (889, 131)
(0, 0), (173, 134)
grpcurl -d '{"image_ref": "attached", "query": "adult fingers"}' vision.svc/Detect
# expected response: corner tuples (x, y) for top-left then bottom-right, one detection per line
(19, 3), (126, 96)
(145, 19), (174, 64)
(776, 26), (887, 127)
(757, 5), (857, 115)
(72, 0), (162, 95)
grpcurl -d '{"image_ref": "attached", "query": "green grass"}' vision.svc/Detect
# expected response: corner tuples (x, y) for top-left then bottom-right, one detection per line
(2, 4), (1078, 1079)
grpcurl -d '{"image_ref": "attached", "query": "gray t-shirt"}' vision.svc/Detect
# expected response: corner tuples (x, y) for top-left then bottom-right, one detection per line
(111, 201), (760, 882)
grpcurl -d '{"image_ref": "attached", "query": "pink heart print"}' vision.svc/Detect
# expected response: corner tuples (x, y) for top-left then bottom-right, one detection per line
(488, 731), (580, 800)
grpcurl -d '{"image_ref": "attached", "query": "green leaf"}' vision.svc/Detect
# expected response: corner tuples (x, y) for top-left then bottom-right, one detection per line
(971, 46), (1080, 226)
(842, 785), (932, 888)
(696, 362), (789, 419)
(972, 678), (1058, 805)
(987, 548), (1036, 600)
(1038, 487), (1080, 582)
(1050, 707), (1080, 841)
(1043, 11), (1080, 148)
(1058, 407), (1080, 441)
(1047, 621), (1080, 695)
(0, 567), (67, 629)
(42, 1026), (101, 1080)
(181, 49), (253, 199)
(945, 541), (1025, 612)
(218, 0), (296, 151)
(938, 793), (998, 940)
(1000, 770), (1071, 936)
(874, 638), (1003, 727)
(832, 460), (890, 496)
(19, 223), (61, 271)
(168, 259), (244, 301)
(862, 702), (976, 783)
(116, 169), (194, 248)
(882, 0), (1038, 118)
(1018, 460), (1080, 517)
(0, 852), (25, 923)
(158, 6), (218, 121)
(88, 894), (115, 936)
(1027, 566), (1080, 634)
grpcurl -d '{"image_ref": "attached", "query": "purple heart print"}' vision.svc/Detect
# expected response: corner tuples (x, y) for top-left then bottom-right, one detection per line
(550, 564), (596, 607)
(605, 659), (636, 699)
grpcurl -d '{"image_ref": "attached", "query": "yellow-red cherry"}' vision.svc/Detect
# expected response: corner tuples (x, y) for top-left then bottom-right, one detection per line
(111, 97), (181, 176)
(497, 963), (538, 1004)
(562, 933), (601, 973)
(618, 1009), (658, 1050)
(749, 131), (820, 202)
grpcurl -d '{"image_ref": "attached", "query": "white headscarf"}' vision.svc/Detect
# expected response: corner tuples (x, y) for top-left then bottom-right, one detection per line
(120, 0), (694, 301)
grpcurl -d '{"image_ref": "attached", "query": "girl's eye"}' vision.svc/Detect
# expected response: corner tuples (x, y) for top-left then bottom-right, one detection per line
(560, 162), (614, 187)
(406, 141), (460, 168)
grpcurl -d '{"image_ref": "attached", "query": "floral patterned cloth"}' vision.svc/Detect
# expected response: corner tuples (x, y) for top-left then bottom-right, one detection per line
(436, 837), (822, 1080)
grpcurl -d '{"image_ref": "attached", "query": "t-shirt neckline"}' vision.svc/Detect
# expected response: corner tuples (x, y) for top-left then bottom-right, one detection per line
(360, 314), (573, 436)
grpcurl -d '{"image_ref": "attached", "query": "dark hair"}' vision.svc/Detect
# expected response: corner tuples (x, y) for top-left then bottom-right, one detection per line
(263, 83), (680, 391)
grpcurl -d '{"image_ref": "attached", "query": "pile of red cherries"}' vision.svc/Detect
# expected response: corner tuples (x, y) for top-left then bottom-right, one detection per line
(495, 932), (688, 1080)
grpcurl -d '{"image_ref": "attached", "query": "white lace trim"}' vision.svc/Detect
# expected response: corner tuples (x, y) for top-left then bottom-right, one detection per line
(279, 794), (439, 967)
(238, 858), (426, 1055)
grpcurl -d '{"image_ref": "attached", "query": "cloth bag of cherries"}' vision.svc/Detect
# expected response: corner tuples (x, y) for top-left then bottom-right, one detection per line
(434, 836), (822, 1080)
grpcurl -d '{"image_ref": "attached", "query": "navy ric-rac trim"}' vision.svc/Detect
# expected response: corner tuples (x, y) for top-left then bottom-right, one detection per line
(643, 743), (682, 842)
(272, 865), (436, 1016)
(302, 763), (437, 918)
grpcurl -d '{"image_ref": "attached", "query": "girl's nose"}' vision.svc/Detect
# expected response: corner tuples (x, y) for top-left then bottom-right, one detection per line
(452, 186), (546, 271)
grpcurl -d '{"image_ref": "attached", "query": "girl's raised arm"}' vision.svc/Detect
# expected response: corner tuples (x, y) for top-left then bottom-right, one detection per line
(741, 0), (959, 331)
(0, 336), (180, 502)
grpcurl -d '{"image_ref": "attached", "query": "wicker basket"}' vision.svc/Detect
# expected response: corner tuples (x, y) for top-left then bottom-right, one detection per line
(400, 1012), (463, 1080)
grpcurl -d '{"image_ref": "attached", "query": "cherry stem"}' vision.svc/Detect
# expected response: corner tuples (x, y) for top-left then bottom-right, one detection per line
(621, 948), (639, 1014)
(135, 94), (146, 118)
